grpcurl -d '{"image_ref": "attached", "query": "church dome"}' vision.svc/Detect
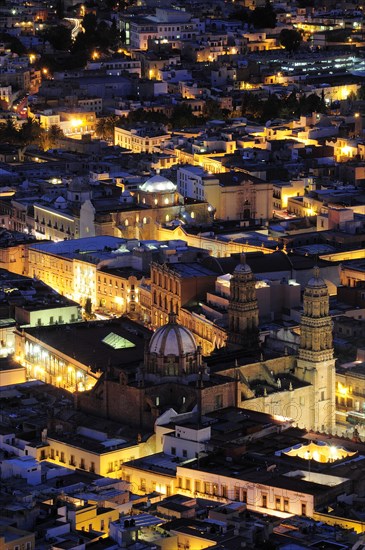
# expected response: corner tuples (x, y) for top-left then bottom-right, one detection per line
(306, 266), (327, 289)
(140, 175), (177, 193)
(234, 253), (252, 274)
(149, 313), (197, 356)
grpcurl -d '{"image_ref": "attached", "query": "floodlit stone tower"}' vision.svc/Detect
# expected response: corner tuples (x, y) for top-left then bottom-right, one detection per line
(295, 267), (336, 432)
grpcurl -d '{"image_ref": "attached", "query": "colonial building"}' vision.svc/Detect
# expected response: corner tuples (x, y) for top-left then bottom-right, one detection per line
(114, 125), (170, 153)
(79, 174), (212, 241)
(150, 260), (217, 329)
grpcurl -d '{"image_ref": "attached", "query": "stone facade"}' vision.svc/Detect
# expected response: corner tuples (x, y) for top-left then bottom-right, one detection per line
(228, 254), (259, 350)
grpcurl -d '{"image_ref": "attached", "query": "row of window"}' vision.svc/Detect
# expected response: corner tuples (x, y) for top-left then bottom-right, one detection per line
(49, 447), (136, 474)
(152, 272), (180, 294)
(176, 478), (306, 513)
(97, 276), (126, 288)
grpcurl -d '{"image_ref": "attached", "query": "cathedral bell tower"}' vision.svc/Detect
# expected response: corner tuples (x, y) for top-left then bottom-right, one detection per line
(228, 254), (259, 351)
(295, 267), (335, 432)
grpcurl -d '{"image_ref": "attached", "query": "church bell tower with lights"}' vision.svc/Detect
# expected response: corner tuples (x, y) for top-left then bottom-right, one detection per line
(295, 267), (336, 433)
(228, 254), (259, 351)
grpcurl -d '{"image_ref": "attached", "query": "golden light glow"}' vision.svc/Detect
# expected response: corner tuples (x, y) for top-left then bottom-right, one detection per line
(338, 382), (348, 396)
(341, 87), (349, 100)
(92, 51), (99, 60)
(341, 146), (352, 157)
(284, 441), (356, 463)
(71, 118), (83, 127)
(238, 82), (255, 90)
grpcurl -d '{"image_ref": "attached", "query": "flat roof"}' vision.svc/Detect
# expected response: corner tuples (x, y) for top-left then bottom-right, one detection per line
(23, 319), (152, 371)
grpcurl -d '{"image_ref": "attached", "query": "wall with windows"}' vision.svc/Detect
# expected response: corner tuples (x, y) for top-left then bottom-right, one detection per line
(14, 332), (101, 392)
(46, 437), (141, 479)
(15, 304), (81, 327)
(176, 465), (315, 517)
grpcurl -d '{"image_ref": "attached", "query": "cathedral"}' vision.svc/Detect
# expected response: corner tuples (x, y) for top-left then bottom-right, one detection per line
(77, 311), (237, 430)
(78, 258), (336, 433)
(215, 261), (335, 432)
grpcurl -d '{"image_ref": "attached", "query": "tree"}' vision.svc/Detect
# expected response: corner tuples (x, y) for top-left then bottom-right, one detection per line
(82, 13), (98, 35)
(84, 297), (93, 318)
(56, 0), (65, 19)
(241, 92), (264, 120)
(279, 29), (302, 53)
(44, 25), (72, 51)
(229, 8), (250, 23)
(298, 93), (326, 115)
(279, 91), (299, 118)
(262, 93), (281, 121)
(250, 1), (277, 29)
(0, 118), (20, 144)
(19, 118), (43, 146)
(127, 109), (168, 126)
(170, 104), (199, 129)
(0, 32), (27, 55)
(203, 99), (225, 120)
(358, 85), (365, 101)
(95, 115), (121, 141)
(39, 124), (64, 151)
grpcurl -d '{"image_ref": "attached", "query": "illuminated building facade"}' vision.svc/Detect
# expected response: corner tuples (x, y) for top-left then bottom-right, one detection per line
(14, 318), (149, 393)
(114, 126), (170, 153)
(125, 9), (199, 51)
(27, 237), (145, 312)
(295, 267), (336, 432)
(45, 433), (150, 479)
(15, 333), (102, 392)
(150, 261), (217, 329)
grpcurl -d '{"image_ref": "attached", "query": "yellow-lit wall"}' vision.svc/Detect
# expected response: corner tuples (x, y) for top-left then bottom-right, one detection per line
(121, 463), (175, 496)
(156, 225), (273, 256)
(0, 367), (26, 387)
(176, 465), (315, 517)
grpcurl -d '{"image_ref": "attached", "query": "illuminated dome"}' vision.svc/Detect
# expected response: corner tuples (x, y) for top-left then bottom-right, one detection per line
(149, 313), (197, 356)
(307, 266), (327, 289)
(140, 175), (177, 193)
(234, 253), (252, 274)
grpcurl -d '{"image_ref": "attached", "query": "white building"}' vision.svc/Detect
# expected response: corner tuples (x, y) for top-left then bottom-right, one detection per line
(0, 456), (42, 485)
(128, 8), (201, 51)
(177, 165), (207, 201)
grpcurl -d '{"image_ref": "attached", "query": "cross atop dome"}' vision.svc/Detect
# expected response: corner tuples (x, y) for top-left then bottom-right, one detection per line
(168, 311), (178, 324)
(233, 253), (252, 275)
